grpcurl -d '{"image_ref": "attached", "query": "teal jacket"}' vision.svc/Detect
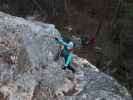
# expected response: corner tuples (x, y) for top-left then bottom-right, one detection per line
(56, 37), (74, 67)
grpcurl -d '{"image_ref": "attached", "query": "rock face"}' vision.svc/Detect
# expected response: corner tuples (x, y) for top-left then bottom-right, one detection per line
(0, 12), (132, 100)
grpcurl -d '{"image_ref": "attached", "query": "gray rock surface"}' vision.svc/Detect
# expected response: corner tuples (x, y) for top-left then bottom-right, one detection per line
(0, 12), (132, 100)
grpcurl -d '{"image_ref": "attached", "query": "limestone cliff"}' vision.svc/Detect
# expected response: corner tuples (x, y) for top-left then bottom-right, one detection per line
(0, 12), (132, 100)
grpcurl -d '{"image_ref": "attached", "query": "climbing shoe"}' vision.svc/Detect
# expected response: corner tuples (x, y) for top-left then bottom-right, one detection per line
(63, 65), (75, 73)
(62, 66), (67, 70)
(68, 66), (75, 73)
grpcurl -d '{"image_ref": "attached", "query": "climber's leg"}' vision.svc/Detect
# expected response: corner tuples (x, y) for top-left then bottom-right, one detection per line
(63, 52), (75, 73)
(62, 53), (68, 70)
(60, 49), (67, 69)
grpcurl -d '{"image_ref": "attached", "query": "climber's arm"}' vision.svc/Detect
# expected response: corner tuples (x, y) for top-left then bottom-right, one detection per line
(55, 37), (69, 47)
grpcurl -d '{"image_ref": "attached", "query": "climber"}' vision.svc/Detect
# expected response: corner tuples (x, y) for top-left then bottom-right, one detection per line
(55, 36), (75, 73)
